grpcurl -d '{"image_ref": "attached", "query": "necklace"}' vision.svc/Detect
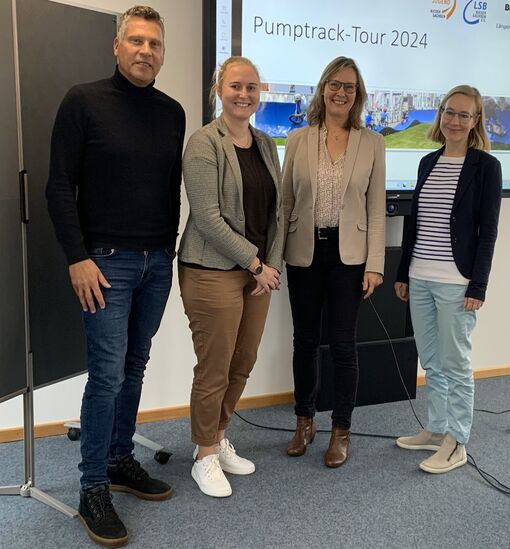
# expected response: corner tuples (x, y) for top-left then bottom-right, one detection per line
(231, 132), (252, 148)
(328, 129), (346, 142)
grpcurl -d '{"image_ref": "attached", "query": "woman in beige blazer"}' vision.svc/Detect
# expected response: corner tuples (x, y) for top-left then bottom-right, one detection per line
(283, 56), (386, 467)
(179, 56), (283, 497)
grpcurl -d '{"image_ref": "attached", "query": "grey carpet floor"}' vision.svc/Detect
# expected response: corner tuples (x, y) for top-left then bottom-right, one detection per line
(0, 378), (508, 549)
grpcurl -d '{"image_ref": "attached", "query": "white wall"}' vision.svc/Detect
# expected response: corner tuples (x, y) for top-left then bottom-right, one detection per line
(0, 0), (508, 430)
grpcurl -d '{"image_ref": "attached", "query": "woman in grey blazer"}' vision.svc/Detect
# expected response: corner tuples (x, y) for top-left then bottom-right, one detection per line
(179, 56), (283, 497)
(283, 57), (386, 467)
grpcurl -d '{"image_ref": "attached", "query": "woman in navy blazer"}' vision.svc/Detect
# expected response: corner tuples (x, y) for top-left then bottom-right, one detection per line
(395, 85), (502, 474)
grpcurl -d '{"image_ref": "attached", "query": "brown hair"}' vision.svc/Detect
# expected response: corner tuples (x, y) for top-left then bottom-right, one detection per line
(117, 6), (164, 39)
(307, 56), (367, 129)
(208, 56), (261, 120)
(427, 85), (490, 151)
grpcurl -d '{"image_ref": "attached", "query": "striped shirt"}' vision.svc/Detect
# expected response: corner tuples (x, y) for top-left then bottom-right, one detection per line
(409, 156), (469, 284)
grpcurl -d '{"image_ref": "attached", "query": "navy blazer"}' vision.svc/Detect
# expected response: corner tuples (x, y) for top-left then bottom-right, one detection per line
(397, 146), (502, 301)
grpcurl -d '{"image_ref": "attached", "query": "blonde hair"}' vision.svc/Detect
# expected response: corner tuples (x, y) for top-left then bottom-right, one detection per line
(117, 6), (164, 40)
(208, 56), (261, 120)
(427, 85), (490, 151)
(307, 56), (367, 129)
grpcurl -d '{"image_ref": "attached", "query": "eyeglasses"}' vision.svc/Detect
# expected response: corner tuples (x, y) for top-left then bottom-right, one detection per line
(325, 80), (358, 94)
(440, 108), (476, 124)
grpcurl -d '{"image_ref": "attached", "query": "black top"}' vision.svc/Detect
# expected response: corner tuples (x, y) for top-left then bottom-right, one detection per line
(235, 140), (276, 262)
(396, 146), (502, 301)
(46, 67), (186, 265)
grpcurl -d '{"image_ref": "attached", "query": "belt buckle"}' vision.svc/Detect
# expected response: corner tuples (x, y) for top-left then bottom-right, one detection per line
(318, 227), (327, 240)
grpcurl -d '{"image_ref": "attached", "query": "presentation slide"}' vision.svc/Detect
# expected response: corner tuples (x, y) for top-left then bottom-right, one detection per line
(215, 0), (510, 192)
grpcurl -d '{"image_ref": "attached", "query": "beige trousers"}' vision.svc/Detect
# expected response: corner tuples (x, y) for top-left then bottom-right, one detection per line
(179, 265), (271, 446)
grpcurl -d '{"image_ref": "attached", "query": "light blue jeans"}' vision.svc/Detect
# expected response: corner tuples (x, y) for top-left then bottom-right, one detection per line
(409, 278), (476, 445)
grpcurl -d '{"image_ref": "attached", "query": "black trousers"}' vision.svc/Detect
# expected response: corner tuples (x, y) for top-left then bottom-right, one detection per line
(286, 232), (365, 429)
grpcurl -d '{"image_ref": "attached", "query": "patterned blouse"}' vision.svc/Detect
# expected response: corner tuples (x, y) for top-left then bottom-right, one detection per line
(314, 126), (345, 228)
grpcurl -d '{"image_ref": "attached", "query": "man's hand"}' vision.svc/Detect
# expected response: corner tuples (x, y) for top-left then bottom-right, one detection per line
(69, 259), (111, 313)
(362, 271), (383, 299)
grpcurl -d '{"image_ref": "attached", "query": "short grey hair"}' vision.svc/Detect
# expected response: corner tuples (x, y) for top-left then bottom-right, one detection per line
(117, 5), (165, 39)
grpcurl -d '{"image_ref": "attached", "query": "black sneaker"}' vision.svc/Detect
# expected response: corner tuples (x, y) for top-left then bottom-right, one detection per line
(107, 455), (173, 501)
(78, 485), (128, 548)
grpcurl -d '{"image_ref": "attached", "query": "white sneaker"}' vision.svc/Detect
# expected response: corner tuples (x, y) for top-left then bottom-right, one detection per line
(191, 454), (232, 497)
(216, 438), (255, 475)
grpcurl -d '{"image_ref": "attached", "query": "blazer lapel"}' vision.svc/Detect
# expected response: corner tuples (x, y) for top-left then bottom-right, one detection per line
(307, 126), (319, 207)
(253, 130), (279, 194)
(216, 117), (245, 199)
(408, 147), (443, 219)
(341, 128), (361, 200)
(453, 147), (478, 210)
(415, 147), (443, 193)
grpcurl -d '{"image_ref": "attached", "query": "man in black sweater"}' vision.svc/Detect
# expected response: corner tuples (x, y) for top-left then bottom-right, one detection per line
(46, 6), (185, 547)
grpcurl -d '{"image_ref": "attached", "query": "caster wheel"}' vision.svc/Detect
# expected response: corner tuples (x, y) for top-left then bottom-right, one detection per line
(67, 428), (81, 441)
(154, 450), (171, 464)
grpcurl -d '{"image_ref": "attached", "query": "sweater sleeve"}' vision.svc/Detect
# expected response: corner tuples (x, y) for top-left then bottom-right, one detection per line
(45, 87), (88, 265)
(168, 104), (186, 252)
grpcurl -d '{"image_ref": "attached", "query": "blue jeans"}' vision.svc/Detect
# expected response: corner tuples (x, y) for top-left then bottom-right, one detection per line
(409, 278), (476, 445)
(79, 248), (173, 489)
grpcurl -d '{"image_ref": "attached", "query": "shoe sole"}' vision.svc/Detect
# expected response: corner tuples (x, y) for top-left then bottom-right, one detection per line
(220, 463), (255, 475)
(419, 457), (467, 474)
(396, 440), (442, 451)
(324, 457), (348, 469)
(191, 468), (232, 497)
(109, 484), (173, 501)
(78, 515), (128, 548)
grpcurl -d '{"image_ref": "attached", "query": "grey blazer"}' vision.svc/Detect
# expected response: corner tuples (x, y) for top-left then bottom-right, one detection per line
(179, 117), (283, 271)
(282, 125), (386, 274)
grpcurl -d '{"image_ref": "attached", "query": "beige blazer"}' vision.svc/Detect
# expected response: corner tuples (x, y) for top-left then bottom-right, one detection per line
(179, 116), (283, 271)
(282, 125), (386, 274)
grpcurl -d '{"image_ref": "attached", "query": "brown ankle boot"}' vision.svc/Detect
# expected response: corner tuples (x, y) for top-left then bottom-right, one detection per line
(324, 427), (350, 468)
(287, 416), (316, 457)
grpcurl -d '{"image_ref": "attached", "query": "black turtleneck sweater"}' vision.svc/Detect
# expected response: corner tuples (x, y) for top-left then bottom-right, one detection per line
(46, 67), (185, 265)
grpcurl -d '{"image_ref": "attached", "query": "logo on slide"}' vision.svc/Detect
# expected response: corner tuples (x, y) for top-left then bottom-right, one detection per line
(463, 0), (488, 25)
(430, 0), (457, 20)
(496, 3), (510, 29)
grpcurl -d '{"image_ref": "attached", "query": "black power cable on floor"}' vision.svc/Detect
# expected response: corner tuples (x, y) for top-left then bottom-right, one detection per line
(233, 411), (398, 440)
(474, 408), (510, 414)
(234, 295), (509, 495)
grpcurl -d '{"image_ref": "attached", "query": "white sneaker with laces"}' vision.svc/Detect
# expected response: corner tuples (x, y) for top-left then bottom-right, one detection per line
(216, 438), (255, 475)
(191, 454), (232, 497)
